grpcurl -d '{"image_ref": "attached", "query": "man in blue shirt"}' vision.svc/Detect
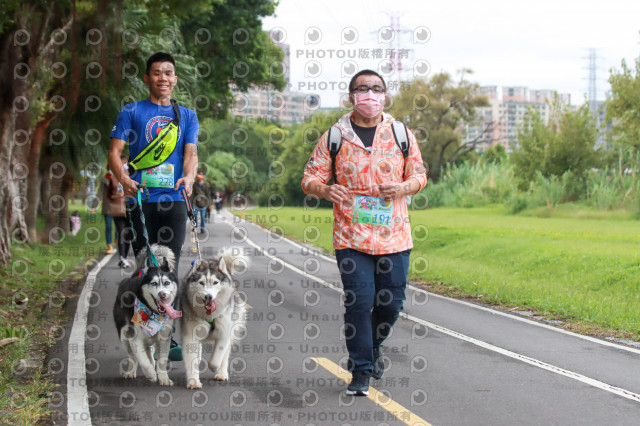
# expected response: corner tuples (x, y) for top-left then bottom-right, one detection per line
(107, 52), (199, 272)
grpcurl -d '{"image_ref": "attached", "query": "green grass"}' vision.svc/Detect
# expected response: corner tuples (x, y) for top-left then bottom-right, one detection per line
(0, 202), (104, 425)
(237, 205), (640, 337)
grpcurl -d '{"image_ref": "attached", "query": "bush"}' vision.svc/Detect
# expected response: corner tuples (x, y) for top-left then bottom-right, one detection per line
(426, 162), (516, 208)
(506, 193), (529, 214)
(587, 176), (622, 210)
(418, 156), (638, 215)
(530, 171), (563, 209)
(562, 170), (587, 201)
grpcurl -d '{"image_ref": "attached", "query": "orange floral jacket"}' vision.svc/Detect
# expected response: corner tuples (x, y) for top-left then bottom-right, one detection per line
(302, 112), (428, 255)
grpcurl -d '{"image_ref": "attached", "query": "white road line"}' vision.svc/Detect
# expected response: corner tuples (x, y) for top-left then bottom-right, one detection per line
(228, 211), (337, 263)
(67, 254), (113, 426)
(418, 291), (640, 355)
(228, 210), (640, 356)
(405, 313), (640, 403)
(225, 216), (640, 404)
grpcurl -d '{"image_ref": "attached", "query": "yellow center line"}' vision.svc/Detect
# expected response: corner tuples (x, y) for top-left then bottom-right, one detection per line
(312, 357), (432, 426)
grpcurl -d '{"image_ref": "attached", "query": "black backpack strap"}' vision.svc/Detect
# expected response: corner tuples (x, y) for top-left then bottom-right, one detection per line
(327, 126), (342, 183)
(391, 120), (410, 158)
(170, 98), (181, 126)
(391, 120), (411, 180)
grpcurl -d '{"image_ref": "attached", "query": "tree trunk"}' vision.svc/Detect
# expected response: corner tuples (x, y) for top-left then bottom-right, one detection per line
(98, 0), (108, 92)
(40, 160), (58, 244)
(114, 0), (123, 85)
(60, 171), (75, 233)
(25, 111), (55, 242)
(0, 109), (16, 265)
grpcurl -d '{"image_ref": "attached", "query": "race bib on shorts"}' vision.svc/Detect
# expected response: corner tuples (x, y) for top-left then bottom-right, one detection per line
(141, 164), (174, 188)
(131, 298), (169, 337)
(352, 196), (393, 226)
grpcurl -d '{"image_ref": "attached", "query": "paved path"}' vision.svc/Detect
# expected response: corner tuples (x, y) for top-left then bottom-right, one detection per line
(52, 209), (640, 425)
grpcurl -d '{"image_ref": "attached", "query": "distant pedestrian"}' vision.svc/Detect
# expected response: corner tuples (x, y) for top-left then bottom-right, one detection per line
(214, 191), (224, 213)
(97, 170), (115, 254)
(191, 171), (212, 233)
(108, 155), (132, 268)
(69, 210), (81, 236)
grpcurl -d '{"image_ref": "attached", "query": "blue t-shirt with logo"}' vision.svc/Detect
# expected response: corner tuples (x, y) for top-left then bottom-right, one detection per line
(110, 99), (199, 203)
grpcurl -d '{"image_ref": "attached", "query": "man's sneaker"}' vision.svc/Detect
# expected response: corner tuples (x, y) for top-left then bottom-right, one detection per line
(372, 346), (385, 380)
(346, 371), (370, 396)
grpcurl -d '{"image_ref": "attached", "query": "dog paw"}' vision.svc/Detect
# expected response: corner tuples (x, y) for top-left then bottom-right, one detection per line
(187, 379), (202, 389)
(158, 376), (174, 387)
(122, 372), (136, 379)
(213, 371), (229, 381)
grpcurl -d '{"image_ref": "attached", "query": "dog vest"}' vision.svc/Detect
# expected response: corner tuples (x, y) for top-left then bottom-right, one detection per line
(131, 298), (170, 336)
(128, 99), (181, 172)
(328, 120), (410, 182)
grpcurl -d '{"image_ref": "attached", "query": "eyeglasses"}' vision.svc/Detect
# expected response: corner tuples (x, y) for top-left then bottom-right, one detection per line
(351, 84), (385, 94)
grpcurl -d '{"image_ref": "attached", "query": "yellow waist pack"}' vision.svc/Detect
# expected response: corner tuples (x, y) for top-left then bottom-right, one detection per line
(129, 99), (181, 172)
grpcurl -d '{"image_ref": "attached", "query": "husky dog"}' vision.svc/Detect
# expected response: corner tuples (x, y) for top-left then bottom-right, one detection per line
(182, 248), (248, 389)
(113, 244), (182, 386)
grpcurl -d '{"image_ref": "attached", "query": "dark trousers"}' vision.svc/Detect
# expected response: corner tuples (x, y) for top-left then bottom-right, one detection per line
(335, 248), (411, 373)
(113, 216), (130, 258)
(125, 201), (187, 275)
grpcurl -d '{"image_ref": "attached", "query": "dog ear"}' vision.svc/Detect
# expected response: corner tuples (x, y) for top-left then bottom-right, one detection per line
(196, 260), (207, 272)
(217, 256), (228, 274)
(160, 256), (170, 272)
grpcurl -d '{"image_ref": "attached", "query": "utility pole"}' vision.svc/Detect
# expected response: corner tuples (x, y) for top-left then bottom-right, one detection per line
(587, 48), (598, 119)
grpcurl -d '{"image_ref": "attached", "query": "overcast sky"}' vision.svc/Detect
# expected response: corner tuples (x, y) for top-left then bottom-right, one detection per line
(261, 0), (640, 108)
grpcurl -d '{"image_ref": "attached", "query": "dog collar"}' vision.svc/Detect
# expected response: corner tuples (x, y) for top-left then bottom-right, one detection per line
(131, 297), (170, 337)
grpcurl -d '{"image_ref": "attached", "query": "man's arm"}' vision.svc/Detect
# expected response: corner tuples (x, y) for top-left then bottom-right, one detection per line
(378, 177), (421, 201)
(176, 143), (198, 197)
(303, 179), (349, 204)
(108, 138), (138, 197)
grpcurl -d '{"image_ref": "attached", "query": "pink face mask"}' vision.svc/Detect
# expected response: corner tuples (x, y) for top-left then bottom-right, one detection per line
(353, 91), (385, 118)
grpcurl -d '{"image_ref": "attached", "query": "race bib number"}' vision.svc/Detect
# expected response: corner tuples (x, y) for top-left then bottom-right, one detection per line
(131, 298), (169, 337)
(141, 164), (174, 188)
(352, 196), (393, 226)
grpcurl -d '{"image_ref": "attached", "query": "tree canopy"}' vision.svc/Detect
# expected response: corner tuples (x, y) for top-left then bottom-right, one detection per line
(0, 0), (285, 264)
(389, 70), (489, 182)
(511, 100), (602, 194)
(606, 57), (640, 174)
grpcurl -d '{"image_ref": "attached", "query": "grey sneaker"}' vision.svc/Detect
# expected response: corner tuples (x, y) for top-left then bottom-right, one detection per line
(346, 371), (370, 396)
(372, 346), (384, 380)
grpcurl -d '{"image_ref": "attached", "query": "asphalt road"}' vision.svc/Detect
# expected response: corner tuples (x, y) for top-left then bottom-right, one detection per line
(50, 208), (640, 425)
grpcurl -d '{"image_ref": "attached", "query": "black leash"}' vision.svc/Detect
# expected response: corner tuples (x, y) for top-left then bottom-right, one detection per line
(181, 188), (202, 261)
(126, 185), (158, 267)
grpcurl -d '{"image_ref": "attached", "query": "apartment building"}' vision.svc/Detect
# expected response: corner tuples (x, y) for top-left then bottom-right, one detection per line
(231, 42), (321, 125)
(464, 86), (571, 152)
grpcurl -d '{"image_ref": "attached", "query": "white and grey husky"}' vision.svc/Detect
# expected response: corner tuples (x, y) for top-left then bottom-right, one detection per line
(113, 244), (182, 386)
(182, 247), (248, 389)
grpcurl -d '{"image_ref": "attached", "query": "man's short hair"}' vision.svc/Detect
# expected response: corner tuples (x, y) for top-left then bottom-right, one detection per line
(146, 52), (176, 75)
(349, 69), (387, 92)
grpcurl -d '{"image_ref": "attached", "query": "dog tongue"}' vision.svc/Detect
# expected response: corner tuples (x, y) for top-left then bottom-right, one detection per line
(159, 300), (182, 319)
(206, 300), (217, 315)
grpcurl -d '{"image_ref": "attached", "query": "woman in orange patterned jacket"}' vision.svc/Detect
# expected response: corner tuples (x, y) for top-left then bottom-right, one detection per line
(302, 69), (428, 396)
